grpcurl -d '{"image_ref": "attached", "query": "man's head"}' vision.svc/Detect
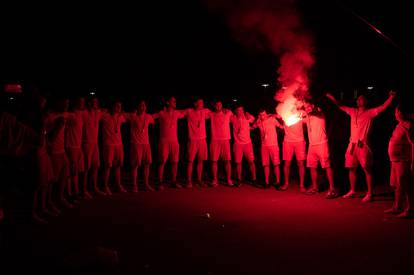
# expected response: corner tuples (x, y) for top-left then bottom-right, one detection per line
(137, 100), (147, 114)
(76, 97), (86, 110)
(113, 101), (122, 114)
(166, 96), (176, 109)
(89, 97), (99, 109)
(258, 109), (267, 120)
(235, 105), (244, 117)
(194, 99), (204, 110)
(356, 95), (368, 108)
(214, 100), (223, 112)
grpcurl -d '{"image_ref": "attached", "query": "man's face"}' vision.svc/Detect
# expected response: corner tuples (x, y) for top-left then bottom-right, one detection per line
(90, 98), (99, 109)
(214, 102), (223, 112)
(195, 99), (204, 110)
(138, 101), (146, 113)
(259, 111), (267, 120)
(114, 102), (122, 113)
(77, 97), (85, 110)
(168, 97), (176, 109)
(235, 107), (244, 117)
(357, 95), (367, 108)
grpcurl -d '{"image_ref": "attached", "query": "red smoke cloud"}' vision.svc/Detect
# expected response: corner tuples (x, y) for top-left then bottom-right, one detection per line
(205, 0), (314, 124)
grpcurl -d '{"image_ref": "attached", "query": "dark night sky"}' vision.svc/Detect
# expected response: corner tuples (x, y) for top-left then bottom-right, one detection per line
(1, 0), (413, 108)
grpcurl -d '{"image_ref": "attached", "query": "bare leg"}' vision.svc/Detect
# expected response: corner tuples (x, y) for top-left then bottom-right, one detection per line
(310, 168), (318, 190)
(283, 161), (291, 187)
(187, 161), (193, 184)
(362, 167), (373, 202)
(131, 166), (138, 192)
(115, 167), (126, 192)
(274, 165), (280, 185)
(225, 160), (232, 185)
(83, 169), (92, 199)
(297, 160), (306, 191)
(326, 167), (335, 191)
(264, 166), (270, 186)
(248, 161), (256, 181)
(343, 168), (357, 198)
(197, 160), (203, 183)
(236, 163), (242, 181)
(143, 164), (153, 190)
(211, 161), (218, 185)
(171, 162), (178, 183)
(103, 166), (112, 195)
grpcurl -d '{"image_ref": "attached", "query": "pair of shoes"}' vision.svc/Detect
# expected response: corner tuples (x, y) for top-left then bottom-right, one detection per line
(361, 193), (373, 203)
(306, 188), (318, 195)
(342, 191), (356, 199)
(279, 184), (288, 191)
(397, 210), (414, 219)
(210, 180), (219, 188)
(171, 182), (183, 189)
(325, 190), (338, 199)
(384, 207), (402, 214)
(145, 184), (155, 191)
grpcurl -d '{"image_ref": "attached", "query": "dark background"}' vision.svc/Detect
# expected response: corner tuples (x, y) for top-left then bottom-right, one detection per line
(1, 0), (412, 188)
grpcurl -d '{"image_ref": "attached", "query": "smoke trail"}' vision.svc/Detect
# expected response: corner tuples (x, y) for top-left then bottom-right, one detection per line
(205, 0), (314, 125)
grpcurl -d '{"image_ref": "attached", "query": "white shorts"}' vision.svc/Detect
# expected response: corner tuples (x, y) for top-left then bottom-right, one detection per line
(390, 161), (411, 188)
(307, 142), (331, 168)
(83, 143), (100, 169)
(103, 145), (124, 167)
(261, 145), (280, 166)
(131, 143), (152, 167)
(282, 141), (306, 161)
(210, 140), (231, 161)
(50, 153), (69, 182)
(66, 147), (85, 175)
(37, 151), (54, 187)
(159, 140), (180, 163)
(233, 143), (254, 163)
(187, 139), (208, 162)
(345, 142), (372, 168)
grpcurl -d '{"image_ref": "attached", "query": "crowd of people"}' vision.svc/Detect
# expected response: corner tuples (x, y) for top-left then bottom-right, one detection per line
(0, 88), (413, 224)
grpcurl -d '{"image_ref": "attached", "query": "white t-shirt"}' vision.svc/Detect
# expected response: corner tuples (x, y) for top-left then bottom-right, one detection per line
(83, 109), (104, 145)
(257, 117), (279, 146)
(284, 121), (305, 142)
(127, 113), (154, 145)
(231, 113), (254, 144)
(101, 113), (126, 146)
(342, 107), (380, 143)
(45, 112), (70, 154)
(65, 110), (85, 148)
(157, 109), (185, 142)
(185, 108), (210, 140)
(210, 111), (232, 141)
(305, 113), (328, 145)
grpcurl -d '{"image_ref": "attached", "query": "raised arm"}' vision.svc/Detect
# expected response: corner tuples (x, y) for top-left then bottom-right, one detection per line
(325, 92), (352, 113)
(372, 90), (397, 115)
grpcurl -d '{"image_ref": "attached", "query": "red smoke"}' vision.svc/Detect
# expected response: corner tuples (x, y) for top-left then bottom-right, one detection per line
(204, 0), (314, 124)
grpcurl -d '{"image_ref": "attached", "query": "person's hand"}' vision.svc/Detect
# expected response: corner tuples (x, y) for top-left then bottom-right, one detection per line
(389, 90), (397, 97)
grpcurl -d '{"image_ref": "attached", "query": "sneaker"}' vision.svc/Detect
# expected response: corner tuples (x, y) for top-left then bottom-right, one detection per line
(361, 193), (373, 203)
(342, 191), (356, 199)
(397, 210), (414, 219)
(325, 190), (339, 199)
(104, 187), (113, 196)
(279, 184), (288, 191)
(94, 188), (107, 196)
(83, 191), (93, 200)
(384, 207), (402, 214)
(171, 182), (183, 189)
(145, 184), (155, 191)
(210, 180), (219, 188)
